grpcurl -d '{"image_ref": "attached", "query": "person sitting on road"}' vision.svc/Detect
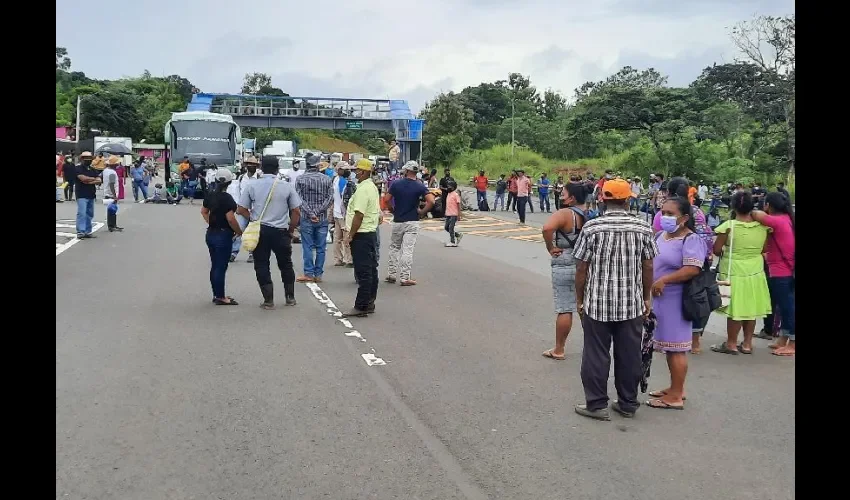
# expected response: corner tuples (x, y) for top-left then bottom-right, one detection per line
(165, 181), (183, 205)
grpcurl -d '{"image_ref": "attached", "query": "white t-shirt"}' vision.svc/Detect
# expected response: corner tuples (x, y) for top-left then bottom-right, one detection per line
(698, 185), (708, 199)
(102, 168), (118, 198)
(205, 169), (216, 184)
(332, 176), (345, 219)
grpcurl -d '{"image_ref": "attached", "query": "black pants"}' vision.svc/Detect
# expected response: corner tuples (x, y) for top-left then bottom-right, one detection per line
(507, 192), (516, 211)
(64, 179), (75, 200)
(252, 224), (296, 299)
(516, 196), (528, 223)
(350, 232), (378, 310)
(553, 193), (562, 210)
(444, 216), (458, 244)
(107, 209), (117, 229)
(580, 315), (643, 413)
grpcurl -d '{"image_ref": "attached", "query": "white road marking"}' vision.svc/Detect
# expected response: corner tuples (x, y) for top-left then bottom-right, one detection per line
(56, 222), (105, 257)
(304, 282), (386, 367)
(56, 223), (76, 229)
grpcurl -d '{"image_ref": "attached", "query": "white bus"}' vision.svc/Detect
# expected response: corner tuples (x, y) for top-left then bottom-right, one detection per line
(164, 111), (242, 180)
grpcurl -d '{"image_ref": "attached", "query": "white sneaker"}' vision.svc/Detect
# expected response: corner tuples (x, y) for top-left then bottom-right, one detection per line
(444, 242), (458, 247)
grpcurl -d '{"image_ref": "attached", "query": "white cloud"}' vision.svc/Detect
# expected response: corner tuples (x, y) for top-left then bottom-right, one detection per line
(56, 0), (794, 112)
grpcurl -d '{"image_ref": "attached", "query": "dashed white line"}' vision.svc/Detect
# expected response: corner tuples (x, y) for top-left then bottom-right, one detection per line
(304, 282), (386, 366)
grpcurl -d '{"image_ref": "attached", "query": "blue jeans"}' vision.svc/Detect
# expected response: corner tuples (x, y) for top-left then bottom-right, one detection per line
(494, 192), (505, 210)
(231, 214), (250, 257)
(132, 179), (148, 201)
(476, 190), (487, 206)
(76, 198), (95, 235)
(539, 192), (550, 211)
(767, 276), (795, 340)
(206, 229), (233, 299)
(300, 219), (329, 277)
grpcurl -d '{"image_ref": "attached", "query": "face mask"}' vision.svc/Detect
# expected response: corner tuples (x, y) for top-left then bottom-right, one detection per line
(660, 215), (680, 233)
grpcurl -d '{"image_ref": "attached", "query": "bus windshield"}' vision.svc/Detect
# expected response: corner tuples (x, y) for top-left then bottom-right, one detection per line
(171, 120), (236, 165)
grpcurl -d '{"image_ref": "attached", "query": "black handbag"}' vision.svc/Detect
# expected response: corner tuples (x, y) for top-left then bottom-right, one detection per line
(682, 234), (723, 322)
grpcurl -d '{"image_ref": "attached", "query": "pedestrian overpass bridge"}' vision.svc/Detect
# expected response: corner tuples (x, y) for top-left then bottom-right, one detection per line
(187, 93), (423, 144)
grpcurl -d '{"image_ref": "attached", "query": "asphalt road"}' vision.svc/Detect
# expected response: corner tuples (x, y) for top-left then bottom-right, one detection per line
(56, 188), (795, 500)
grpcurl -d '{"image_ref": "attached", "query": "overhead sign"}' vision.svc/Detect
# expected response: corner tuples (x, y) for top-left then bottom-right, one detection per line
(345, 120), (363, 130)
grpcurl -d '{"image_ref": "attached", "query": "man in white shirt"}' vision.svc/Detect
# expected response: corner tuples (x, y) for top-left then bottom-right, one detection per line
(103, 155), (123, 232)
(229, 157), (260, 262)
(332, 163), (354, 266)
(697, 181), (708, 203)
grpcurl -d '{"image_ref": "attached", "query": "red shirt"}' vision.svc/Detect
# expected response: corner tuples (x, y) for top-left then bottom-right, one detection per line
(508, 178), (518, 193)
(473, 175), (488, 191)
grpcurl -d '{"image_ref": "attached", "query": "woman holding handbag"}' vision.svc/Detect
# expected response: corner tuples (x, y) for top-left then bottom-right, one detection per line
(751, 192), (795, 356)
(645, 196), (706, 410)
(710, 191), (772, 355)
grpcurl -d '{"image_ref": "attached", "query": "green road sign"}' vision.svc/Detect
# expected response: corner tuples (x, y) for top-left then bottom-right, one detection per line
(345, 120), (363, 129)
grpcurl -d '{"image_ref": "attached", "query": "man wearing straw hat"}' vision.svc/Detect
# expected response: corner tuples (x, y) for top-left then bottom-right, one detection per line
(74, 151), (102, 239)
(228, 156), (260, 263)
(102, 156), (124, 232)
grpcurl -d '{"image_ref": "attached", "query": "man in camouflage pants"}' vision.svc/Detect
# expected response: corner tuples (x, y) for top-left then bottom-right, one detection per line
(383, 162), (435, 286)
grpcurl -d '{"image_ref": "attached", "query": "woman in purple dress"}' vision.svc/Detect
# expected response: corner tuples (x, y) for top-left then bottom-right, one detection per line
(647, 196), (707, 410)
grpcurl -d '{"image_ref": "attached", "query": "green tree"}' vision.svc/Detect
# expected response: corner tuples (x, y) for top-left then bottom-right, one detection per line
(542, 89), (566, 120)
(420, 92), (474, 166)
(56, 46), (71, 71)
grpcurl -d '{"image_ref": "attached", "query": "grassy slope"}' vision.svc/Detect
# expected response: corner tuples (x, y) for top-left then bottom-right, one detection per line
(447, 144), (609, 182)
(295, 131), (370, 154)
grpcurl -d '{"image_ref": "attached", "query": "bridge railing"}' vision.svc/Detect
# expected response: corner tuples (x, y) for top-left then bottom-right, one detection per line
(209, 95), (394, 120)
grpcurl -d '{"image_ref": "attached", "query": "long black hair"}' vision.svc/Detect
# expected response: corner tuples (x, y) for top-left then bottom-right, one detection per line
(764, 191), (795, 233)
(730, 190), (754, 215)
(667, 176), (689, 199)
(664, 196), (696, 231)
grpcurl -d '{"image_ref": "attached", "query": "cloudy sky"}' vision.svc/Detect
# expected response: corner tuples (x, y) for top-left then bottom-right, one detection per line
(57, 0), (793, 112)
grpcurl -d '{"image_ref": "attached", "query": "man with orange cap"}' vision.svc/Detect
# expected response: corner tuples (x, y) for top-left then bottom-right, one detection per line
(571, 177), (658, 421)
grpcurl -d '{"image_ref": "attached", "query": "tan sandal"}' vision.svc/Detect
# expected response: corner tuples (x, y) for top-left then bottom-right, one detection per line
(542, 349), (565, 361)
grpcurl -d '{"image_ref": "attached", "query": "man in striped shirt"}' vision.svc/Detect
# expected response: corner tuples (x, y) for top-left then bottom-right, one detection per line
(572, 178), (658, 421)
(295, 155), (334, 282)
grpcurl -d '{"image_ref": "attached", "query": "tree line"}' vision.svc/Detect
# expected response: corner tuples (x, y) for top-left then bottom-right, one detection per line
(420, 15), (794, 185)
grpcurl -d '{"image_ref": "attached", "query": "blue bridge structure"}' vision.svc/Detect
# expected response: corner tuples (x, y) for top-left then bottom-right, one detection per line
(187, 93), (423, 161)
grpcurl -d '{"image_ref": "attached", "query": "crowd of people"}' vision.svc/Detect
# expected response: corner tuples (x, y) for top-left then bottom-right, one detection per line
(58, 147), (795, 420)
(537, 173), (794, 420)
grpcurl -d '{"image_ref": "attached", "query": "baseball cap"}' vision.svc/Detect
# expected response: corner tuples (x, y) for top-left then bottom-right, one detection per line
(215, 167), (234, 183)
(306, 155), (320, 167)
(80, 151), (93, 158)
(601, 178), (635, 200)
(355, 158), (373, 171)
(401, 161), (419, 173)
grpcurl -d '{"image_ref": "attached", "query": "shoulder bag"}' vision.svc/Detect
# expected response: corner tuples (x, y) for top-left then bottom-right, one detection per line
(241, 178), (279, 252)
(681, 233), (723, 322)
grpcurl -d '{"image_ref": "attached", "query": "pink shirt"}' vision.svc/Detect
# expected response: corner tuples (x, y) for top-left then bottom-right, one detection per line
(761, 213), (795, 277)
(444, 191), (461, 217)
(516, 176), (531, 196)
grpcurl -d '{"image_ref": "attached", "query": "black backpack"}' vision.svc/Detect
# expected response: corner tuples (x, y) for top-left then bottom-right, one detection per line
(680, 234), (723, 321)
(479, 198), (490, 211)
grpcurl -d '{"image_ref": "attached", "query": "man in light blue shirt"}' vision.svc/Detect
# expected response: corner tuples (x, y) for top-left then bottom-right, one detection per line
(130, 159), (149, 202)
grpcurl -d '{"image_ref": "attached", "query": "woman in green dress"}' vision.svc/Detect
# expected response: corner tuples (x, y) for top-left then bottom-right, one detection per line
(710, 191), (772, 355)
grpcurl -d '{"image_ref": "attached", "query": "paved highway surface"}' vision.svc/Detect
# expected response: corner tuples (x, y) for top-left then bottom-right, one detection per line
(56, 190), (794, 500)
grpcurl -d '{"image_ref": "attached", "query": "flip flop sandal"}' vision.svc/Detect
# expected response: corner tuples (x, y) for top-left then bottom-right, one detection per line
(400, 280), (417, 286)
(646, 399), (685, 410)
(648, 390), (687, 401)
(542, 349), (566, 361)
(772, 349), (795, 357)
(710, 344), (739, 355)
(384, 277), (397, 284)
(213, 298), (239, 305)
(737, 343), (753, 355)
